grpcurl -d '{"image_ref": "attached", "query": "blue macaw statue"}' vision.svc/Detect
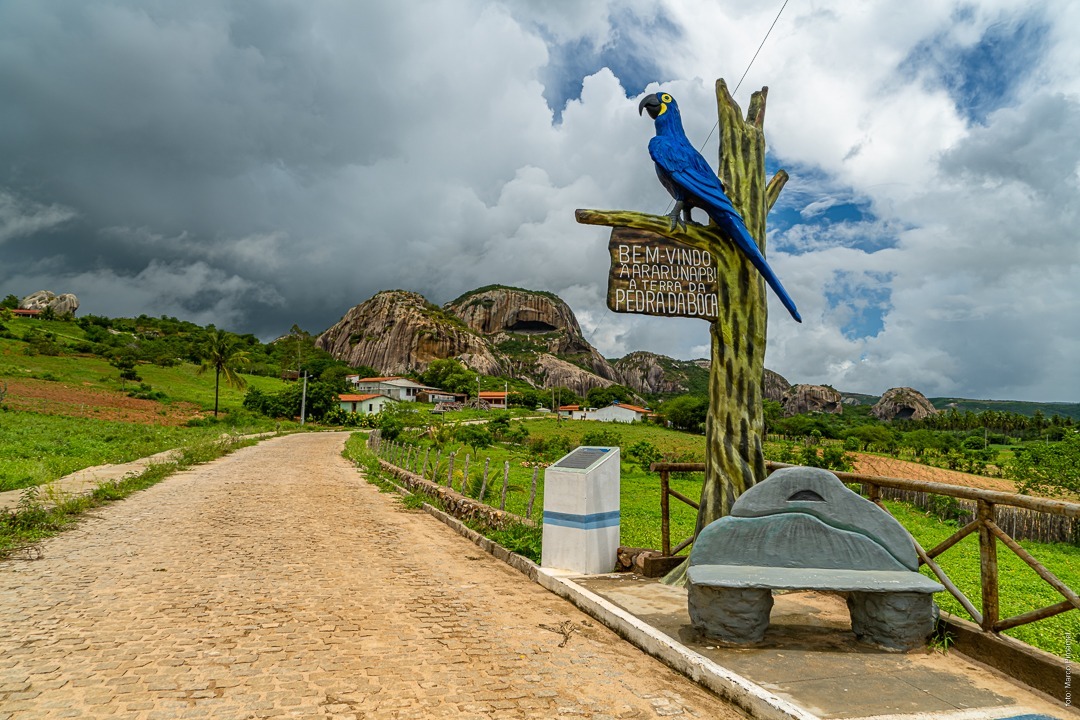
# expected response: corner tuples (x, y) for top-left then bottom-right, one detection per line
(639, 91), (802, 323)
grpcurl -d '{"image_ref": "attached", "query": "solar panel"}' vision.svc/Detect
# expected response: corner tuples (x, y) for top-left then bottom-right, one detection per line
(553, 447), (610, 469)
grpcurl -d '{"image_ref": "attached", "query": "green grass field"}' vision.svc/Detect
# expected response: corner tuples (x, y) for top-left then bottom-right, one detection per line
(367, 418), (1079, 658)
(0, 409), (285, 492)
(0, 325), (296, 491)
(1, 335), (290, 412)
(888, 500), (1080, 656)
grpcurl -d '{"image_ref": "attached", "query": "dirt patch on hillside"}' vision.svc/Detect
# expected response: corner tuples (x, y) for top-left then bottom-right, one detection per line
(850, 452), (1019, 493)
(1, 378), (202, 425)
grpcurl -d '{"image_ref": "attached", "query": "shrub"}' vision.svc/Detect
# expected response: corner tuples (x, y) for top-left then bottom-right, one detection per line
(626, 440), (661, 471)
(455, 424), (493, 453)
(581, 428), (620, 448)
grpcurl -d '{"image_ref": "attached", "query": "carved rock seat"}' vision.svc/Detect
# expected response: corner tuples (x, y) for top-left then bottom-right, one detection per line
(687, 466), (943, 650)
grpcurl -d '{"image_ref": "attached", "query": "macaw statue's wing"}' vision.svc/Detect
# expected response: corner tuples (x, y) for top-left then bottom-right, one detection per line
(648, 140), (803, 321)
(672, 165), (802, 322)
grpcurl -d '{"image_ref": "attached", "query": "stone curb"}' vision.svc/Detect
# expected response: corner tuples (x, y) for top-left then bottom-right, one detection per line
(369, 469), (816, 720)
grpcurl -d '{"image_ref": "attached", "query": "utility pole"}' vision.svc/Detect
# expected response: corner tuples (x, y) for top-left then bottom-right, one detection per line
(300, 372), (309, 426)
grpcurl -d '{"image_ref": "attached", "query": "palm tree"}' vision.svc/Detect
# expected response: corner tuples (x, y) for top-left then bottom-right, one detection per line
(196, 329), (250, 416)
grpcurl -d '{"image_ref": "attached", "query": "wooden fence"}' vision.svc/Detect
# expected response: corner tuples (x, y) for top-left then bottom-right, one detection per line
(652, 461), (1080, 636)
(368, 434), (541, 521)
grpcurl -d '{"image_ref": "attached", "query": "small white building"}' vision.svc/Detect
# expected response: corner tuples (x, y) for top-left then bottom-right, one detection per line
(417, 389), (466, 404)
(558, 404), (588, 420)
(338, 393), (395, 415)
(585, 403), (652, 424)
(348, 376), (429, 402)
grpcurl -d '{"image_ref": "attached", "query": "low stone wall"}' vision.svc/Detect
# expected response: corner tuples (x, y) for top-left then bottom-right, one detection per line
(377, 460), (536, 532)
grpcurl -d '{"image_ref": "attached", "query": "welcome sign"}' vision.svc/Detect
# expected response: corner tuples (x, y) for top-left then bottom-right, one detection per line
(606, 226), (719, 322)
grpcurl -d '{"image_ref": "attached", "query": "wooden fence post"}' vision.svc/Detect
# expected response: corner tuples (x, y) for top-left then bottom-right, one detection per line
(978, 500), (1000, 631)
(432, 450), (442, 482)
(446, 452), (456, 487)
(479, 458), (491, 502)
(422, 447), (430, 477)
(461, 454), (471, 494)
(527, 466), (539, 519)
(500, 461), (509, 511)
(661, 470), (671, 556)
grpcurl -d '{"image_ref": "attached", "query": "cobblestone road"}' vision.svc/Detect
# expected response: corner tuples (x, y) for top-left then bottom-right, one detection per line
(0, 432), (741, 719)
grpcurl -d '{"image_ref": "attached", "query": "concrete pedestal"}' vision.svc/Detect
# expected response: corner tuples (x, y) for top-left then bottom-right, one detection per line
(541, 447), (620, 575)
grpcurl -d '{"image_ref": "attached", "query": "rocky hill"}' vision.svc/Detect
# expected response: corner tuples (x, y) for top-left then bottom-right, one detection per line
(763, 369), (792, 403)
(315, 286), (948, 410)
(613, 351), (709, 396)
(315, 290), (503, 377)
(316, 286), (616, 396)
(873, 387), (939, 422)
(445, 286), (618, 390)
(781, 384), (843, 416)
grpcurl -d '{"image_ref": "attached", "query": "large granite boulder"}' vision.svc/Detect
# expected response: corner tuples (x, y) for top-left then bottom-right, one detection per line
(763, 369), (792, 403)
(445, 286), (618, 383)
(20, 291), (79, 316)
(316, 290), (504, 376)
(872, 387), (938, 422)
(781, 384), (842, 416)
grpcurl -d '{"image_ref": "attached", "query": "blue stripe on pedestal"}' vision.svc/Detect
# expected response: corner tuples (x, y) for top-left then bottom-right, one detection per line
(543, 509), (620, 530)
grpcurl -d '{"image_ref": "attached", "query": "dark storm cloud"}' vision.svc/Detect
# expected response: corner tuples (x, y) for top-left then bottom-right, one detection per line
(2, 0), (1078, 403)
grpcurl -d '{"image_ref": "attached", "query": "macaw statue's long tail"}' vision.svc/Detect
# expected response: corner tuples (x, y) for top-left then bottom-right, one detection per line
(705, 208), (802, 323)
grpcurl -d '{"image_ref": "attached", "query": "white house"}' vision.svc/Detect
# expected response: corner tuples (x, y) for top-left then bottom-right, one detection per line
(347, 376), (429, 402)
(558, 404), (588, 420)
(585, 403), (652, 424)
(338, 393), (395, 415)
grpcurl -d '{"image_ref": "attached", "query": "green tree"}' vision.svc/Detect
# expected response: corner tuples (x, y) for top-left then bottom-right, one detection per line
(320, 365), (350, 392)
(352, 364), (379, 379)
(660, 395), (708, 432)
(419, 358), (477, 395)
(549, 386), (583, 410)
(585, 384), (634, 408)
(0, 294), (19, 309)
(109, 351), (141, 389)
(1008, 430), (1080, 496)
(455, 424), (492, 454)
(197, 329), (251, 416)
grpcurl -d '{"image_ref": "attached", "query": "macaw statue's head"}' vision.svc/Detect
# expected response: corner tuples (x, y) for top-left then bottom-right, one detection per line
(638, 91), (680, 123)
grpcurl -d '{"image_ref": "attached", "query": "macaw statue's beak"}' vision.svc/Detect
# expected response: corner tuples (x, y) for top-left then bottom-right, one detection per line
(638, 93), (662, 119)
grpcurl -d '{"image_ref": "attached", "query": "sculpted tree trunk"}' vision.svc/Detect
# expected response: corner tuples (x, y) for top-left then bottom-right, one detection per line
(576, 79), (787, 584)
(697, 79), (787, 532)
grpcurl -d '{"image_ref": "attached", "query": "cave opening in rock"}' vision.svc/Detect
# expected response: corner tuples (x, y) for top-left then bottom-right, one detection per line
(894, 407), (916, 420)
(508, 320), (558, 333)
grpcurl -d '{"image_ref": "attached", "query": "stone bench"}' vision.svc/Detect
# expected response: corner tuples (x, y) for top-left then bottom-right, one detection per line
(687, 466), (944, 651)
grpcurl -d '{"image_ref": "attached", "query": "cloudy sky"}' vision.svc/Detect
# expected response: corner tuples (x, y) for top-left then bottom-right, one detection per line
(1, 1), (1078, 402)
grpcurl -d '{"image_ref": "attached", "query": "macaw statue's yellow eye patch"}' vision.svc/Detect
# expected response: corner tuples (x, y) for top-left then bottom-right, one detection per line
(661, 93), (672, 103)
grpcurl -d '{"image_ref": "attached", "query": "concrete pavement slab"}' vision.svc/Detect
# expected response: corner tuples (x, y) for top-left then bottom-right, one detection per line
(570, 574), (1070, 720)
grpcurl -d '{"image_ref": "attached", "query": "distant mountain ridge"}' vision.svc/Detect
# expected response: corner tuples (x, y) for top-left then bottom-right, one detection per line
(314, 285), (1080, 417)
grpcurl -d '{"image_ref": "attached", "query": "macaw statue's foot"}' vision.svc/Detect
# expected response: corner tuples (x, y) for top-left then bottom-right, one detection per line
(666, 202), (688, 232)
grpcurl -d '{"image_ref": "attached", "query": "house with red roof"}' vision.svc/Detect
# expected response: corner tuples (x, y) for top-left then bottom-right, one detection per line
(478, 391), (508, 410)
(346, 376), (429, 401)
(586, 403), (652, 424)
